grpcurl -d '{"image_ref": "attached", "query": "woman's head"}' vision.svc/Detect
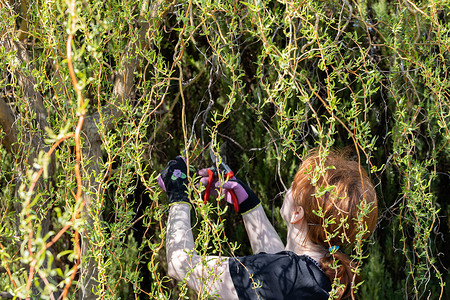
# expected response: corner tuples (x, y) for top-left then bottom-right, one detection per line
(290, 149), (378, 298)
(291, 149), (378, 247)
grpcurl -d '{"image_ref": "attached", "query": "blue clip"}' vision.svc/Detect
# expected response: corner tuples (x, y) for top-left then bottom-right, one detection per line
(329, 246), (340, 252)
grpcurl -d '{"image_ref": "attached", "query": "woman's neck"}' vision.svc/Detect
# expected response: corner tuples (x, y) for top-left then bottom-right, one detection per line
(285, 225), (325, 262)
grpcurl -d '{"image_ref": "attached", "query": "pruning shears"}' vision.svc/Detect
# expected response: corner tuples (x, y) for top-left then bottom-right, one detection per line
(204, 148), (240, 212)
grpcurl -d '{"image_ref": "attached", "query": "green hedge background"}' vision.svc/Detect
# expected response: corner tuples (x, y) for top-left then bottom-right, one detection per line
(0, 0), (449, 299)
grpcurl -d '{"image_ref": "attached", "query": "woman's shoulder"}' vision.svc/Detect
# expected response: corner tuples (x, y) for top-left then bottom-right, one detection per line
(229, 251), (331, 300)
(229, 251), (328, 282)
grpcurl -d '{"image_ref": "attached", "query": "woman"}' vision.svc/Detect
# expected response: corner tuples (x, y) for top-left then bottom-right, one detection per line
(158, 150), (378, 299)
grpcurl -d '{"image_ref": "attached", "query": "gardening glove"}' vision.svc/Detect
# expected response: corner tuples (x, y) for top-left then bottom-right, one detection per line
(158, 156), (190, 205)
(199, 168), (261, 215)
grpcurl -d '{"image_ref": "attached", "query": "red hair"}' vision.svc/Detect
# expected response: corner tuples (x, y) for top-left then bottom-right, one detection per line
(291, 150), (378, 299)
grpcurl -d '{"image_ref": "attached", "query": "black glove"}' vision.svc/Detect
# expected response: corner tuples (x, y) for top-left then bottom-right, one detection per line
(157, 156), (190, 205)
(220, 178), (261, 214)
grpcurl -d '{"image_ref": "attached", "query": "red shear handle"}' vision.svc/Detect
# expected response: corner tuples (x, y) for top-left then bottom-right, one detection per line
(229, 189), (239, 212)
(225, 171), (239, 212)
(204, 168), (214, 204)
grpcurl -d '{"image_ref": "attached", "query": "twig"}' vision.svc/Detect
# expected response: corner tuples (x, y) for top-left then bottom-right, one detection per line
(0, 244), (16, 290)
(150, 68), (205, 144)
(334, 0), (353, 42)
(60, 0), (86, 297)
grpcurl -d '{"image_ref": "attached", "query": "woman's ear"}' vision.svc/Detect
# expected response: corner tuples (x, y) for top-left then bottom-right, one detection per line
(290, 206), (304, 224)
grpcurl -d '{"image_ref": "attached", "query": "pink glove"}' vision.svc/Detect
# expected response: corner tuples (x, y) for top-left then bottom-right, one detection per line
(199, 168), (261, 214)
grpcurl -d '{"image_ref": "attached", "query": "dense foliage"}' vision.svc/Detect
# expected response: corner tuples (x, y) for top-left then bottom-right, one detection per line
(0, 0), (449, 299)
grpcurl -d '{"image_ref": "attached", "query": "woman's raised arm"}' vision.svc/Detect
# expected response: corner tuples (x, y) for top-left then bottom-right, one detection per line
(166, 203), (238, 298)
(159, 157), (238, 298)
(242, 204), (284, 254)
